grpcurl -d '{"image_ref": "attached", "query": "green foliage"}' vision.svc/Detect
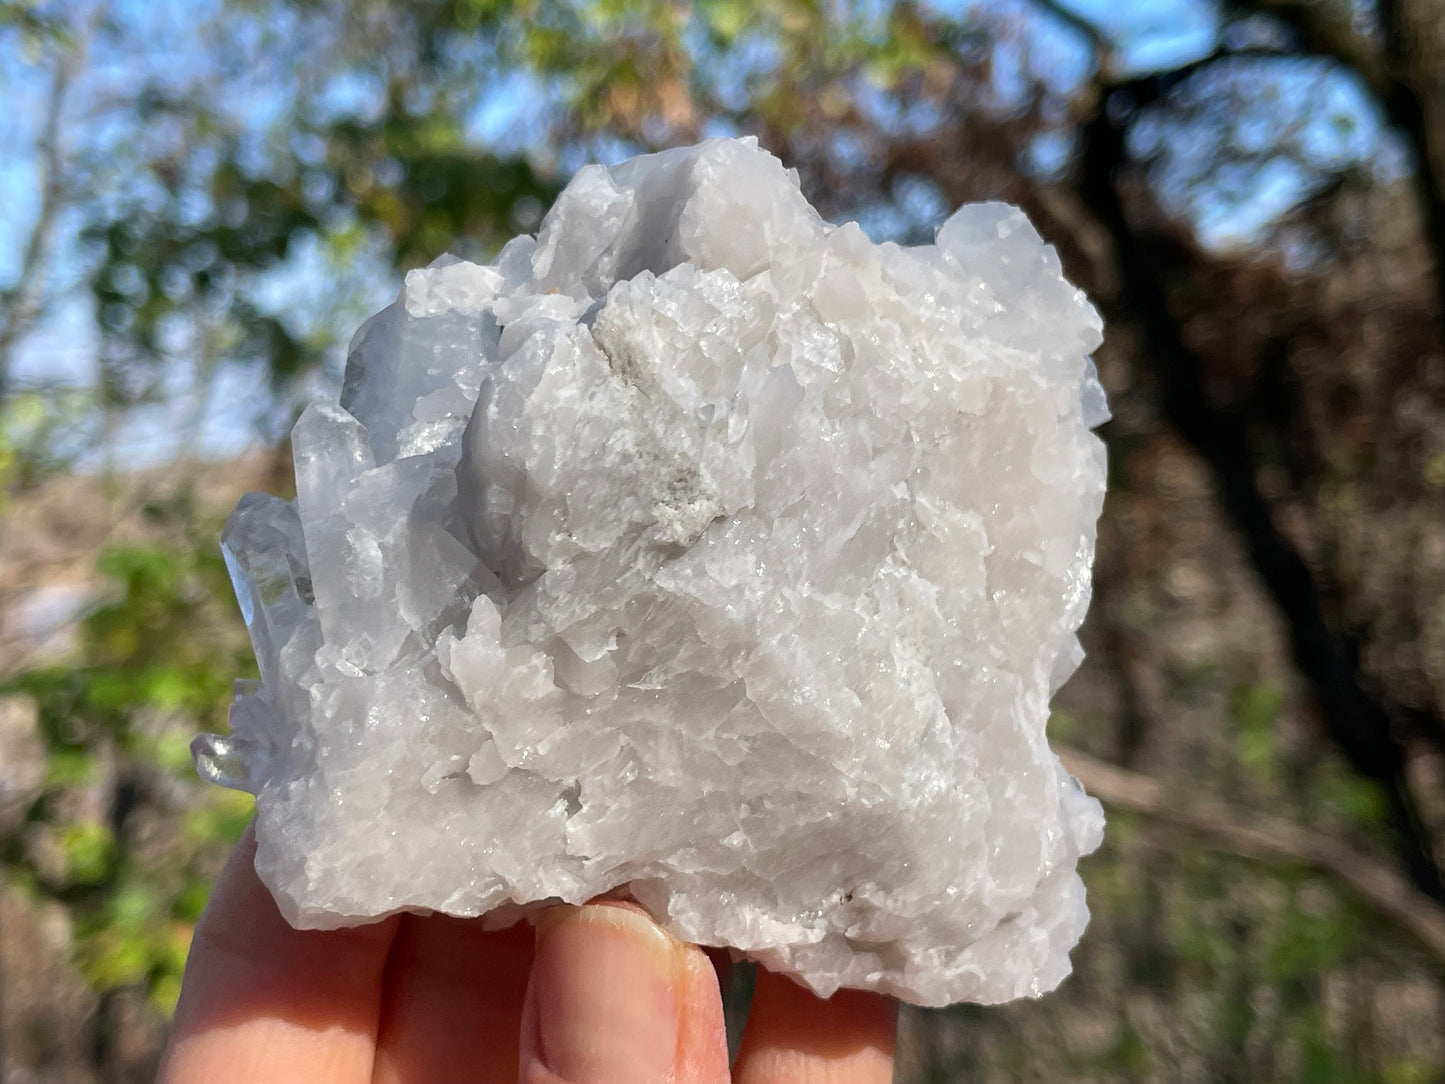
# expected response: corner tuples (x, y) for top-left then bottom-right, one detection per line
(1093, 1021), (1151, 1080)
(1310, 760), (1392, 833)
(59, 822), (115, 885)
(0, 487), (256, 1015)
(0, 389), (93, 495)
(1383, 1057), (1445, 1084)
(0, 395), (32, 502)
(0, 1), (68, 49)
(1230, 678), (1285, 786)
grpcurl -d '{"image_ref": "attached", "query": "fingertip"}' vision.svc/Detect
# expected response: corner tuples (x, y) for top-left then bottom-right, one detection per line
(371, 914), (534, 1084)
(734, 967), (897, 1084)
(518, 902), (728, 1084)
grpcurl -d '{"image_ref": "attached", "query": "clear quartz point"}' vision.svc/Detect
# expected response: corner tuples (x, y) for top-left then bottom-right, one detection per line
(220, 492), (311, 690)
(191, 733), (265, 794)
(191, 679), (284, 796)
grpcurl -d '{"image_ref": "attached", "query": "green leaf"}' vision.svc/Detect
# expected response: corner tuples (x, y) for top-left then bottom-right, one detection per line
(61, 821), (115, 885)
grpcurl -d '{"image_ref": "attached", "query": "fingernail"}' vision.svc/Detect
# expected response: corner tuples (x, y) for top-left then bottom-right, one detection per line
(530, 904), (682, 1084)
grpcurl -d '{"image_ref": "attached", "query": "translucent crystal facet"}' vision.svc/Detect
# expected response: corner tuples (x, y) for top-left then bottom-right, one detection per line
(194, 137), (1109, 1007)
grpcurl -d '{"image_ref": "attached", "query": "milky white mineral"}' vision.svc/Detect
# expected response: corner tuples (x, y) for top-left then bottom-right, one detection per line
(194, 136), (1109, 1007)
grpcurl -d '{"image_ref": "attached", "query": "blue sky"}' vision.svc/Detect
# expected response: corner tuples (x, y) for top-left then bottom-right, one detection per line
(0, 0), (1396, 467)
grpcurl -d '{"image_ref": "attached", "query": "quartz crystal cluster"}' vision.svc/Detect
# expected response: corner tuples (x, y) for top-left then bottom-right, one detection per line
(195, 137), (1109, 1007)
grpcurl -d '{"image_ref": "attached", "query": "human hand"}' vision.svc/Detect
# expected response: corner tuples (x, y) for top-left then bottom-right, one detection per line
(156, 823), (897, 1084)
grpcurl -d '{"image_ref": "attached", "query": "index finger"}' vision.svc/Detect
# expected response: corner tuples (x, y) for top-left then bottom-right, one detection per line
(156, 822), (400, 1084)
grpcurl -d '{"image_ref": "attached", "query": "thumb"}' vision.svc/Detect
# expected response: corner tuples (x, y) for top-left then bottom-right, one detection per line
(518, 902), (729, 1084)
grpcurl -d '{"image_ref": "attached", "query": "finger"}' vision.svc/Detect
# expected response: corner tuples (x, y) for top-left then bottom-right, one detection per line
(371, 914), (534, 1084)
(733, 967), (897, 1084)
(517, 902), (730, 1084)
(156, 822), (400, 1084)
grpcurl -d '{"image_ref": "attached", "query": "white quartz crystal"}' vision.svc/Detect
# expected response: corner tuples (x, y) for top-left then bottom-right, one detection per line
(195, 137), (1108, 1007)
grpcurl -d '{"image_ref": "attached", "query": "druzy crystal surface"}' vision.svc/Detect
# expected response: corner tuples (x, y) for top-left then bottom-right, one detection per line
(195, 137), (1108, 1006)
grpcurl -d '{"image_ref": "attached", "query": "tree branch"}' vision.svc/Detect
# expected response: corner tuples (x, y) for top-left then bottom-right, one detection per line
(1024, 0), (1117, 77)
(1060, 746), (1445, 970)
(1076, 73), (1445, 903)
(0, 37), (80, 394)
(1237, 0), (1445, 329)
(1239, 0), (1391, 91)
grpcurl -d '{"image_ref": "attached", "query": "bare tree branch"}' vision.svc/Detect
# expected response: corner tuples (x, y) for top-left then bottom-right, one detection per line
(1060, 746), (1445, 970)
(1076, 68), (1445, 902)
(1241, 0), (1391, 90)
(1237, 0), (1445, 329)
(1024, 0), (1117, 77)
(1033, 0), (1445, 330)
(0, 36), (81, 393)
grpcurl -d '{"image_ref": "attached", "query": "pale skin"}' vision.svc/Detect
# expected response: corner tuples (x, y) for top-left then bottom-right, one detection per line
(157, 824), (897, 1084)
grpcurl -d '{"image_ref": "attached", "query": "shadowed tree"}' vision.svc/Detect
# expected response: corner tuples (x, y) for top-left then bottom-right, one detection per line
(5, 1), (1445, 1080)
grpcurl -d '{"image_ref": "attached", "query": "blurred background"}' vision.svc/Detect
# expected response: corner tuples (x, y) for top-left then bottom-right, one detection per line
(2, 0), (1444, 1080)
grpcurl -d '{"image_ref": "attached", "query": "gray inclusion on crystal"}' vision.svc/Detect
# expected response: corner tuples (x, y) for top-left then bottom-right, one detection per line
(195, 137), (1109, 1007)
